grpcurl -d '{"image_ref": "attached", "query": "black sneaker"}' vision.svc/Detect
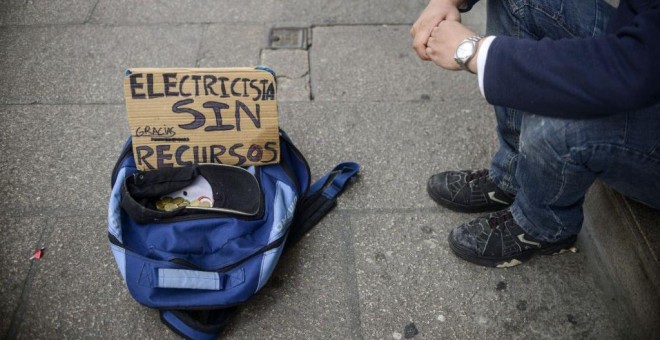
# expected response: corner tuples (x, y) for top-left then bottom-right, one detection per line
(448, 209), (578, 268)
(427, 169), (514, 213)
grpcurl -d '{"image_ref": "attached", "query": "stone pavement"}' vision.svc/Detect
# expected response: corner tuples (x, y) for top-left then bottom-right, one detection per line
(0, 1), (629, 339)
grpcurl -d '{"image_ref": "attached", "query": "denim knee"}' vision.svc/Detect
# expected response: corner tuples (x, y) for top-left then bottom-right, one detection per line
(513, 114), (596, 241)
(489, 106), (522, 195)
(519, 115), (571, 162)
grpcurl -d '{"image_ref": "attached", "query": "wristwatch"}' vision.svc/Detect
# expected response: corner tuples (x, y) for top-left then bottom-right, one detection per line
(454, 35), (484, 73)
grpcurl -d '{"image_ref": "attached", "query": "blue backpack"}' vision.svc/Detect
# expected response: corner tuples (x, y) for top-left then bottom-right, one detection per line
(108, 130), (359, 339)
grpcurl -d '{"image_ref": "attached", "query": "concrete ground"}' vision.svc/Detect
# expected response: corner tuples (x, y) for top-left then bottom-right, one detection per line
(0, 1), (629, 339)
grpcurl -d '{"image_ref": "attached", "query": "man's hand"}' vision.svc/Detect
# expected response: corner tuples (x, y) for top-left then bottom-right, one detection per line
(426, 20), (479, 72)
(410, 0), (463, 60)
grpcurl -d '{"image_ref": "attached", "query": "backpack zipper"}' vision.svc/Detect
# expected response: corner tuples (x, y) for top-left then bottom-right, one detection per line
(168, 234), (287, 272)
(108, 232), (287, 274)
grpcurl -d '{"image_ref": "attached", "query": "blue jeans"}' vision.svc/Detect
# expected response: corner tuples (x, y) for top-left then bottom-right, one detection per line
(485, 0), (660, 241)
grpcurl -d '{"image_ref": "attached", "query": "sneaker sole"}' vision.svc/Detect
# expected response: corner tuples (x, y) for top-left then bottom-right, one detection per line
(448, 234), (578, 268)
(427, 182), (510, 213)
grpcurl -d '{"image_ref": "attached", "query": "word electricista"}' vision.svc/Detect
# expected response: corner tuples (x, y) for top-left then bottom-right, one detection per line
(128, 73), (275, 101)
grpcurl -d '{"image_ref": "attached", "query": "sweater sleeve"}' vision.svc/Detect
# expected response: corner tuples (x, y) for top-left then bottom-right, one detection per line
(458, 0), (480, 13)
(482, 1), (660, 118)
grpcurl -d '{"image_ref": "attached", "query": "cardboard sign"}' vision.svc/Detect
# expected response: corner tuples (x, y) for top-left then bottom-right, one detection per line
(123, 67), (280, 171)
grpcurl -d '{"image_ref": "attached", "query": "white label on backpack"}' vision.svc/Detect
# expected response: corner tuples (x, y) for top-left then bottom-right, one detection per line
(108, 168), (127, 243)
(157, 268), (221, 290)
(270, 181), (297, 242)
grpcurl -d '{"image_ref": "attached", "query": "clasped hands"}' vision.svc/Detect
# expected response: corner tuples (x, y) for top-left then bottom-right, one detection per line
(410, 0), (480, 73)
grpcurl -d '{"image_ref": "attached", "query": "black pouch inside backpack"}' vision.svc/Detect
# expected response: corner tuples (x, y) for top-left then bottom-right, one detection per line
(121, 164), (262, 224)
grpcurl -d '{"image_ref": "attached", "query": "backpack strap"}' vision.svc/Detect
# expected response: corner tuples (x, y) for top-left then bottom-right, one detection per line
(287, 162), (360, 247)
(159, 308), (236, 340)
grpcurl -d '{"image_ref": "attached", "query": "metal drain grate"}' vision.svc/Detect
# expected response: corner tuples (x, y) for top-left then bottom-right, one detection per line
(269, 27), (308, 49)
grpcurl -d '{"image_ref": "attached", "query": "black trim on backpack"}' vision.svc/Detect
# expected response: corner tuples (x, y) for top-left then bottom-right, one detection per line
(119, 166), (266, 225)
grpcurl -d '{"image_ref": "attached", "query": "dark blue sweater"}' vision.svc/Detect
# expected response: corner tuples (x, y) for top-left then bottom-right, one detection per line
(465, 0), (660, 118)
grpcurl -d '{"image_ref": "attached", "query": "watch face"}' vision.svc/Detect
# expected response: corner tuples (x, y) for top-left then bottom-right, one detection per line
(456, 41), (475, 59)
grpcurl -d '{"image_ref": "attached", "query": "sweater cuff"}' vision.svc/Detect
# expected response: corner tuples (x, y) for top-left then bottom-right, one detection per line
(477, 36), (496, 98)
(458, 0), (480, 13)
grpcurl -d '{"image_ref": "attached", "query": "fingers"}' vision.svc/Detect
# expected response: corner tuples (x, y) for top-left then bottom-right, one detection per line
(446, 9), (461, 23)
(430, 26), (440, 37)
(425, 46), (434, 60)
(409, 24), (416, 38)
(411, 15), (441, 60)
(413, 28), (432, 60)
(410, 1), (463, 61)
(426, 30), (440, 65)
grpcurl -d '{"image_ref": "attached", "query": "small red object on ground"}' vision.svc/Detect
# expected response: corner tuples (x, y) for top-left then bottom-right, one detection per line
(29, 246), (45, 260)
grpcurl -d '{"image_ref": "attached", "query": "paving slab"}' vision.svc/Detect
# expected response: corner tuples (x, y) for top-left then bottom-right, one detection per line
(310, 25), (480, 102)
(261, 49), (311, 101)
(273, 0), (427, 26)
(261, 49), (309, 79)
(89, 0), (276, 25)
(278, 101), (498, 211)
(86, 0), (470, 27)
(275, 0), (486, 29)
(274, 0), (486, 29)
(197, 24), (270, 68)
(0, 25), (202, 104)
(272, 77), (312, 102)
(0, 216), (47, 337)
(10, 215), (178, 339)
(349, 211), (622, 339)
(0, 104), (128, 218)
(222, 212), (361, 339)
(0, 0), (96, 26)
(88, 0), (428, 26)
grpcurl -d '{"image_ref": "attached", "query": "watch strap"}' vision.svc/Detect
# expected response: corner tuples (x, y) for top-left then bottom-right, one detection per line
(456, 35), (484, 73)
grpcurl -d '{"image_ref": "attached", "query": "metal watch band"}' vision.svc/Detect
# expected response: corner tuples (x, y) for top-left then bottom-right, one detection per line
(456, 34), (484, 73)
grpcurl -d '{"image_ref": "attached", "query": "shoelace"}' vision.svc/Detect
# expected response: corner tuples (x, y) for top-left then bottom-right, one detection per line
(487, 209), (513, 230)
(465, 169), (489, 183)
